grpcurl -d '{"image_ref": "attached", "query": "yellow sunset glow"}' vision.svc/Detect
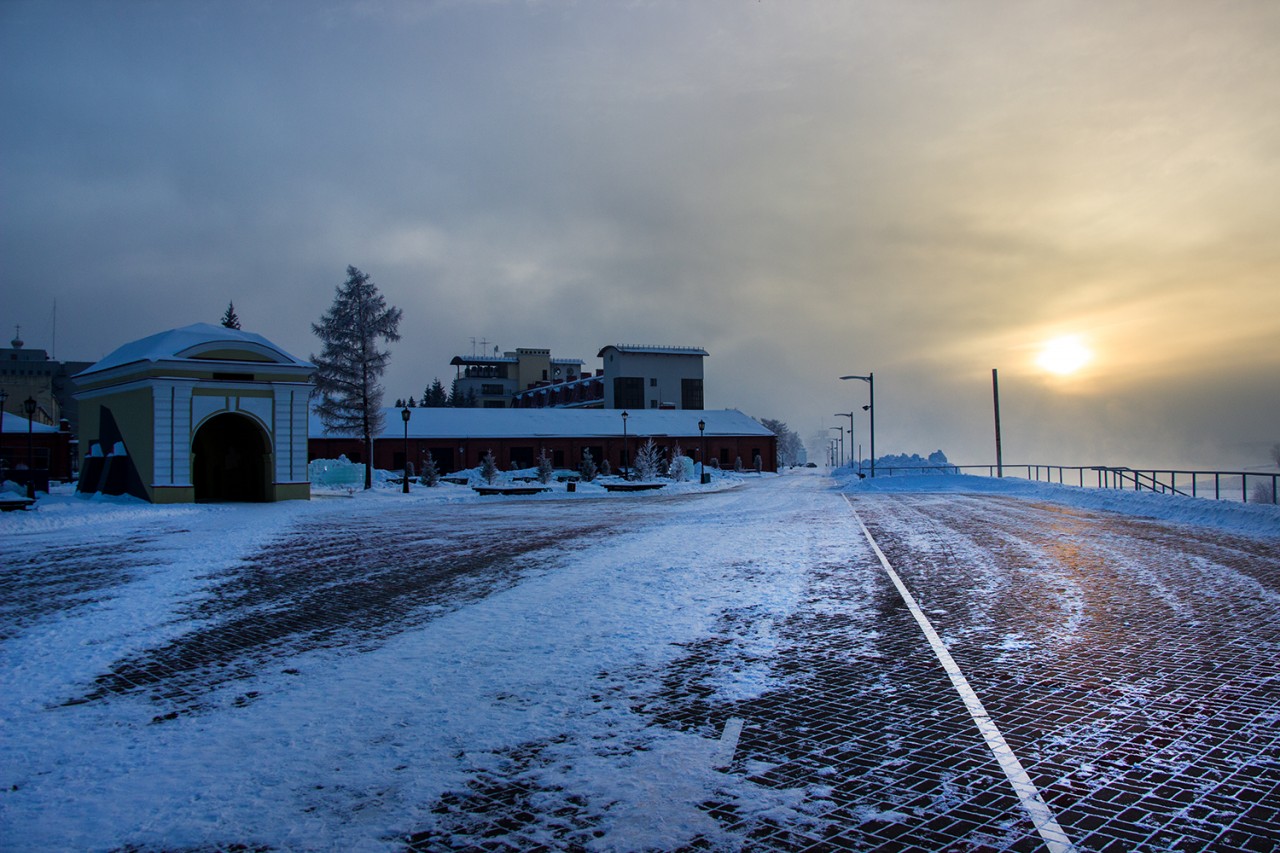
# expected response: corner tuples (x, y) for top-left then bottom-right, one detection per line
(1036, 336), (1092, 376)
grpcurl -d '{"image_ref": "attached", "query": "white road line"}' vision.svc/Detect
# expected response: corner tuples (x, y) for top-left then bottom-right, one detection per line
(713, 717), (744, 770)
(844, 496), (1077, 853)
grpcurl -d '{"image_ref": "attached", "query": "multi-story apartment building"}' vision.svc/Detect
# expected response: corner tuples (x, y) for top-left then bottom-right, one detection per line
(449, 347), (586, 408)
(596, 344), (707, 410)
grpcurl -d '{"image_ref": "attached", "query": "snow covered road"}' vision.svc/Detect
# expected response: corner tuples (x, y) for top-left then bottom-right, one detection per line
(2, 471), (1277, 851)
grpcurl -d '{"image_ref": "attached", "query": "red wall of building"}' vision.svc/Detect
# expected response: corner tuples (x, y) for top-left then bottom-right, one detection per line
(308, 433), (777, 475)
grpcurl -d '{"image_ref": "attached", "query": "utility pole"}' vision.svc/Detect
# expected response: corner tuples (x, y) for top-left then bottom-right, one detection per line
(992, 368), (1004, 478)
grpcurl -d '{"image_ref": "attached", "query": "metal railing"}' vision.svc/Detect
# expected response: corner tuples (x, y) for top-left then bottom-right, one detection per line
(858, 463), (1280, 505)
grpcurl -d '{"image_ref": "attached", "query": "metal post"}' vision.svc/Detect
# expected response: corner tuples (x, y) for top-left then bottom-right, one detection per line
(401, 407), (411, 493)
(24, 396), (37, 499)
(839, 373), (875, 477)
(992, 368), (1003, 477)
(621, 411), (629, 480)
(698, 418), (707, 485)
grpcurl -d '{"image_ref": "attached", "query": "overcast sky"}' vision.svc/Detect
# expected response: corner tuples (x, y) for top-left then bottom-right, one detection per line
(3, 0), (1277, 469)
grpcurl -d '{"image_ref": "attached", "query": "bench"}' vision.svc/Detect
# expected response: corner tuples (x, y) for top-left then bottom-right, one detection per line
(601, 482), (666, 492)
(0, 497), (36, 512)
(472, 485), (550, 496)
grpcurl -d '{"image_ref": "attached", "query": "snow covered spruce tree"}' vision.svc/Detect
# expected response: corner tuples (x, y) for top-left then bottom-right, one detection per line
(420, 452), (440, 487)
(635, 438), (661, 481)
(480, 450), (499, 485)
(311, 265), (403, 490)
(536, 448), (555, 484)
(579, 448), (598, 482)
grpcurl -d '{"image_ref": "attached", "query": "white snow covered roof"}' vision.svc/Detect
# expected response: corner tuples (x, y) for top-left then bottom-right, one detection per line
(311, 408), (774, 440)
(76, 323), (313, 379)
(597, 345), (709, 357)
(1, 412), (59, 433)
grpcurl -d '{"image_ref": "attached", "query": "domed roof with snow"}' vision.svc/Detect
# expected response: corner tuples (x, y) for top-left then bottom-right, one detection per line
(76, 323), (313, 379)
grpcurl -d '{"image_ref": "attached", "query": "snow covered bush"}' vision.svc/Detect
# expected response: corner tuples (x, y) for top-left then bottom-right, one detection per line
(536, 448), (554, 484)
(635, 439), (661, 481)
(667, 443), (688, 481)
(600, 458), (611, 477)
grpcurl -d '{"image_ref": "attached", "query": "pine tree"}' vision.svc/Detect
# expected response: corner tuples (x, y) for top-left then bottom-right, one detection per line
(635, 438), (661, 481)
(579, 448), (598, 483)
(421, 452), (440, 487)
(480, 449), (499, 485)
(536, 448), (555, 484)
(423, 378), (449, 408)
(311, 265), (403, 490)
(221, 301), (241, 330)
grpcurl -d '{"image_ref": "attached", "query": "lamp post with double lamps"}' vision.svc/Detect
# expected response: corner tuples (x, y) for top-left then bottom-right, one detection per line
(400, 406), (411, 494)
(840, 373), (875, 478)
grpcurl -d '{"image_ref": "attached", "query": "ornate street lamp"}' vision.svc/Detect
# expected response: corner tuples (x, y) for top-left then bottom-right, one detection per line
(840, 373), (875, 477)
(620, 410), (630, 480)
(24, 396), (37, 499)
(698, 418), (707, 484)
(401, 406), (411, 493)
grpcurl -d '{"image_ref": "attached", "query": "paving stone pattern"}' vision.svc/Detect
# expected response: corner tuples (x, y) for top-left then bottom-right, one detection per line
(852, 494), (1280, 853)
(60, 507), (613, 717)
(12, 486), (1279, 851)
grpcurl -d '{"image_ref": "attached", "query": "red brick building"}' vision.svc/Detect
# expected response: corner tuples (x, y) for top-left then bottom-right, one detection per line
(309, 408), (777, 475)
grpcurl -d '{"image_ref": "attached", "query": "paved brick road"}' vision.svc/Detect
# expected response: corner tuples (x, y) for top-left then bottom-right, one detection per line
(404, 487), (1280, 851)
(5, 480), (1278, 851)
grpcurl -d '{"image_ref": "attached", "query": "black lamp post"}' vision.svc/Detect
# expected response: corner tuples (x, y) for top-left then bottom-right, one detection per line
(401, 406), (411, 493)
(0, 389), (7, 481)
(620, 410), (629, 480)
(698, 418), (706, 484)
(840, 373), (875, 478)
(24, 396), (37, 499)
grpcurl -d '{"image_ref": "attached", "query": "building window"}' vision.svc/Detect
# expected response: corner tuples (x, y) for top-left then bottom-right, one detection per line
(649, 377), (657, 387)
(681, 378), (704, 410)
(614, 377), (644, 409)
(481, 384), (504, 395)
(650, 400), (657, 408)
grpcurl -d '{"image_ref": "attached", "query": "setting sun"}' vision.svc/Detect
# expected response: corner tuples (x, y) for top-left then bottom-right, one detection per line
(1036, 335), (1092, 375)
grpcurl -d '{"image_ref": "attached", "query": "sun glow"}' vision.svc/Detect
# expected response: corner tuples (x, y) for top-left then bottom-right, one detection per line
(1036, 335), (1092, 375)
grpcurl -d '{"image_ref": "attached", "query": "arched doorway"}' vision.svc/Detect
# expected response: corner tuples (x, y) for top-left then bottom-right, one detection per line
(192, 413), (270, 502)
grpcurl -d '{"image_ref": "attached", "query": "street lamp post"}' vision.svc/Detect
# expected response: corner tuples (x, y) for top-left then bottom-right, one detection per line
(839, 373), (875, 477)
(698, 418), (706, 484)
(621, 410), (629, 480)
(834, 412), (855, 471)
(829, 426), (844, 468)
(0, 388), (7, 480)
(400, 406), (411, 493)
(23, 396), (37, 499)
